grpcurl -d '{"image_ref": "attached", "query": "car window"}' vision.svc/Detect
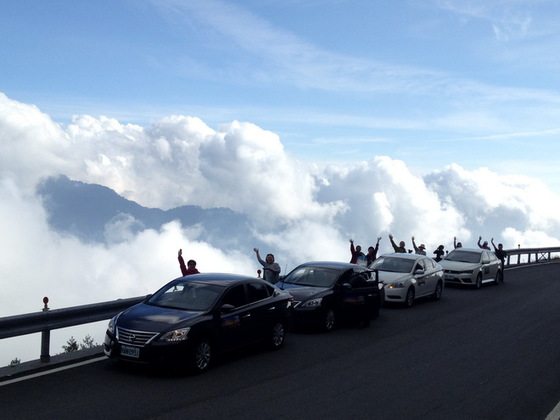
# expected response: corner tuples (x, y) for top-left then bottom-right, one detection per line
(283, 266), (340, 287)
(222, 284), (248, 308)
(414, 260), (425, 272)
(424, 259), (435, 269)
(445, 250), (481, 264)
(148, 281), (222, 311)
(348, 269), (370, 288)
(371, 257), (416, 273)
(247, 281), (270, 303)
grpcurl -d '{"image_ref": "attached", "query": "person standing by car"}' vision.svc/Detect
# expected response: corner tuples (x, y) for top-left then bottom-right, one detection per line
(433, 245), (445, 262)
(491, 238), (507, 282)
(366, 237), (382, 266)
(254, 248), (281, 284)
(454, 237), (463, 248)
(349, 239), (367, 266)
(478, 236), (491, 250)
(178, 248), (200, 276)
(389, 234), (407, 253)
(411, 236), (427, 255)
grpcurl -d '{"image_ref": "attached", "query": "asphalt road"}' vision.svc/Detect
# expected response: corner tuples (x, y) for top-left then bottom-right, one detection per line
(2, 264), (560, 420)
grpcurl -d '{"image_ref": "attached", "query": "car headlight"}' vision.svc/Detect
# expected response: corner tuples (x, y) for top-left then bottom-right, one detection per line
(387, 282), (406, 289)
(300, 297), (323, 308)
(107, 314), (119, 335)
(160, 327), (191, 342)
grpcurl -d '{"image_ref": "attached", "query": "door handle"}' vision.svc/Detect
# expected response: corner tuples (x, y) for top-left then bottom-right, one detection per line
(241, 313), (251, 319)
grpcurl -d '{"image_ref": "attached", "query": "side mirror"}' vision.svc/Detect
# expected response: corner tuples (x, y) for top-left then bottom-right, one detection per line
(143, 294), (153, 302)
(414, 269), (425, 276)
(342, 282), (352, 290)
(220, 304), (236, 313)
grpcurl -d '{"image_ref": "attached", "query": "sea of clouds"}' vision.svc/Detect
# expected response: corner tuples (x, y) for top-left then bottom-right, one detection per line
(1, 92), (560, 363)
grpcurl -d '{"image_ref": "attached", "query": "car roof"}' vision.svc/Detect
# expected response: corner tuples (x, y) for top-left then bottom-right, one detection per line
(378, 253), (426, 260)
(448, 247), (484, 254)
(293, 261), (362, 270)
(173, 273), (263, 286)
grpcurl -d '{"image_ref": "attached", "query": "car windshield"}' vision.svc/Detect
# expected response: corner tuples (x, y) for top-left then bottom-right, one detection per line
(370, 257), (415, 273)
(283, 266), (341, 287)
(445, 250), (481, 264)
(147, 281), (223, 311)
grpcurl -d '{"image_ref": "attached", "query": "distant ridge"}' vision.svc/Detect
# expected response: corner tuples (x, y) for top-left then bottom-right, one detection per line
(36, 175), (263, 250)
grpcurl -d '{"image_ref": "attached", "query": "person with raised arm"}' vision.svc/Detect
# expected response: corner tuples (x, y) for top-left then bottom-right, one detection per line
(411, 236), (426, 255)
(177, 248), (200, 276)
(253, 248), (281, 284)
(389, 234), (407, 253)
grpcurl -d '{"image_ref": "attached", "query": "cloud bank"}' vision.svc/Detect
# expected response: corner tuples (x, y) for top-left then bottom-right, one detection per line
(1, 92), (560, 362)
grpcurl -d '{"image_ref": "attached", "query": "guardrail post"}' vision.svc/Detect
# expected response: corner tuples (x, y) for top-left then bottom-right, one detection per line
(40, 297), (50, 363)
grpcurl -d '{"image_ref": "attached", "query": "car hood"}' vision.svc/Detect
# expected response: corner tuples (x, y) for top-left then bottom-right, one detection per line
(377, 271), (411, 284)
(277, 283), (330, 300)
(117, 303), (204, 332)
(439, 260), (480, 271)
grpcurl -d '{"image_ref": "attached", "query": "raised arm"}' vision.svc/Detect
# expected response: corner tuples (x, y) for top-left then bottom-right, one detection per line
(178, 248), (187, 276)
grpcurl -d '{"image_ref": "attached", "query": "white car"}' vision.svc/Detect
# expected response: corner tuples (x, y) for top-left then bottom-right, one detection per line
(370, 253), (444, 308)
(439, 248), (502, 288)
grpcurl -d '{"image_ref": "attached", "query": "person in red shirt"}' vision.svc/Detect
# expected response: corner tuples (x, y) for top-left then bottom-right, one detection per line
(178, 248), (200, 276)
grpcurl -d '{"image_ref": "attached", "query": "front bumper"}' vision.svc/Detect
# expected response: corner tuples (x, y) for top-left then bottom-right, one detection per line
(383, 286), (407, 303)
(443, 272), (474, 285)
(104, 331), (193, 365)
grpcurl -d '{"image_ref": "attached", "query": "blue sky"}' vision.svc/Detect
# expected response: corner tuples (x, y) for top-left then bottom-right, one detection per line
(2, 0), (560, 190)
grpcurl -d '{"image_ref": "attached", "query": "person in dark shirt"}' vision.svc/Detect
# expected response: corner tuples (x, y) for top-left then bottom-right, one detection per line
(389, 234), (407, 253)
(366, 237), (382, 266)
(433, 245), (445, 262)
(178, 248), (200, 276)
(491, 238), (507, 282)
(453, 237), (462, 248)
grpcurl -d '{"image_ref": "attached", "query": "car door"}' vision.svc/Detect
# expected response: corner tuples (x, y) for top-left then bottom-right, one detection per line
(339, 269), (375, 320)
(244, 281), (276, 342)
(422, 258), (438, 294)
(480, 251), (494, 281)
(217, 284), (252, 350)
(413, 259), (429, 297)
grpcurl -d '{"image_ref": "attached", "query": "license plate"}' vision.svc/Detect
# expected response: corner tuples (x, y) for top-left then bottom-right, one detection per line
(120, 345), (140, 358)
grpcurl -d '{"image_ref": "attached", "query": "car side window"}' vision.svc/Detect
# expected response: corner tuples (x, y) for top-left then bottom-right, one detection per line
(349, 270), (369, 288)
(247, 282), (270, 303)
(222, 285), (248, 308)
(414, 260), (425, 272)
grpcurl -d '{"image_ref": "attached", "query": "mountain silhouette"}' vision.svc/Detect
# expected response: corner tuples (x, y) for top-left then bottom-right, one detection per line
(36, 175), (263, 250)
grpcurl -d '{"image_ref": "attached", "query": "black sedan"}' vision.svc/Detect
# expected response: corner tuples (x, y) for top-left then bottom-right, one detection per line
(103, 273), (291, 373)
(277, 261), (381, 331)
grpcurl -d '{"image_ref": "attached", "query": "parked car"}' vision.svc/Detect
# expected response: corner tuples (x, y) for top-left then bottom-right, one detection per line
(440, 248), (502, 288)
(103, 273), (291, 373)
(277, 261), (382, 331)
(370, 253), (444, 307)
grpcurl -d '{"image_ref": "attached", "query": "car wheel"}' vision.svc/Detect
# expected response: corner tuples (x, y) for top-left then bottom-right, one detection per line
(432, 281), (443, 301)
(475, 273), (482, 289)
(269, 321), (286, 350)
(190, 339), (212, 373)
(405, 287), (415, 308)
(322, 308), (336, 332)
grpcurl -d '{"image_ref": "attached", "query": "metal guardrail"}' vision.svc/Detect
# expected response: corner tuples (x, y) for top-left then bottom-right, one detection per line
(1, 245), (559, 366)
(0, 295), (146, 363)
(504, 246), (560, 266)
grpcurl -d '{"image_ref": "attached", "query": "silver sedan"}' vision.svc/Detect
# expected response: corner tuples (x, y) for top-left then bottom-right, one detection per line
(369, 253), (444, 308)
(439, 248), (502, 288)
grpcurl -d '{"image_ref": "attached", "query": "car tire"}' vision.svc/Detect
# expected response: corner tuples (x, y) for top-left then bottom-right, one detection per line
(268, 321), (286, 350)
(475, 273), (482, 289)
(405, 287), (415, 308)
(322, 308), (336, 332)
(432, 281), (443, 301)
(189, 338), (212, 374)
